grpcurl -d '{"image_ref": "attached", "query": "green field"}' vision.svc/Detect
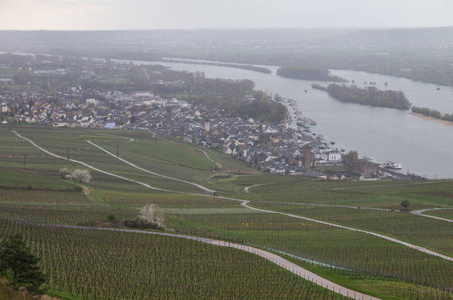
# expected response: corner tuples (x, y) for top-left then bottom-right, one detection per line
(0, 125), (452, 299)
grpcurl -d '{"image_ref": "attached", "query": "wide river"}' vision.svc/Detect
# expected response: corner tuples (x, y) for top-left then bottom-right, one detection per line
(124, 59), (453, 179)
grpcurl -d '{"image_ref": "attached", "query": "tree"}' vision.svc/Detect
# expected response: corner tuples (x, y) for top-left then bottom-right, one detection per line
(0, 233), (46, 295)
(342, 150), (358, 172)
(58, 168), (71, 179)
(400, 200), (410, 211)
(124, 204), (165, 229)
(70, 169), (92, 183)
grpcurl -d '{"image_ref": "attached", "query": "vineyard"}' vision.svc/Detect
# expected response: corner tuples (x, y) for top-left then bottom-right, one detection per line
(0, 125), (452, 299)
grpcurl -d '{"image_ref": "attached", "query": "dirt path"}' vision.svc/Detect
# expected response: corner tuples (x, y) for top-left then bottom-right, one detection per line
(64, 180), (90, 194)
(244, 184), (264, 193)
(200, 149), (222, 169)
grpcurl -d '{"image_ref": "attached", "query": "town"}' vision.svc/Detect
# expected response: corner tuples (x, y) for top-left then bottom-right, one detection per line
(0, 53), (376, 178)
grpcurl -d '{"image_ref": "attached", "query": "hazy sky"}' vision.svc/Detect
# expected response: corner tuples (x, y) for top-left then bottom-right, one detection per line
(1, 0), (452, 30)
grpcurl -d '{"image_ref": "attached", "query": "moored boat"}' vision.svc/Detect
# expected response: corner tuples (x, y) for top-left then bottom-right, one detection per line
(383, 161), (402, 169)
(362, 154), (375, 163)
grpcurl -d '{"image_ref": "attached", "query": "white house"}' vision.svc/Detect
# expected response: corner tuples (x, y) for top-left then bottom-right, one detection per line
(327, 150), (342, 162)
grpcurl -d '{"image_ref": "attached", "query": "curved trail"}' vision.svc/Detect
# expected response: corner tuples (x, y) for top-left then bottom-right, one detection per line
(64, 180), (90, 194)
(240, 201), (453, 262)
(4, 218), (378, 300)
(12, 131), (453, 297)
(200, 149), (222, 169)
(14, 130), (453, 262)
(312, 180), (453, 192)
(255, 201), (397, 212)
(410, 208), (453, 223)
(86, 140), (216, 194)
(244, 184), (264, 193)
(13, 131), (174, 194)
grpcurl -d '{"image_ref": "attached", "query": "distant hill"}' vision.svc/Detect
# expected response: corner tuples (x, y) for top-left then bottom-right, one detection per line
(320, 27), (453, 48)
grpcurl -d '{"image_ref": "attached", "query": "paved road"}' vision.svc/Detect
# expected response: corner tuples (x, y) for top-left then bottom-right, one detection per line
(86, 140), (216, 194)
(15, 130), (453, 263)
(254, 200), (397, 212)
(13, 130), (453, 297)
(4, 218), (378, 300)
(240, 201), (453, 262)
(411, 208), (453, 223)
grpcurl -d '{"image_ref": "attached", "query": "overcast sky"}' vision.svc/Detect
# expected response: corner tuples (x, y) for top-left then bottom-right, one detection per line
(1, 0), (452, 30)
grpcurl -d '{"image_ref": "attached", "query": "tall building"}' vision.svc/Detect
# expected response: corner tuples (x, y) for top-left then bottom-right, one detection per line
(1, 103), (7, 114)
(303, 146), (312, 172)
(203, 119), (210, 135)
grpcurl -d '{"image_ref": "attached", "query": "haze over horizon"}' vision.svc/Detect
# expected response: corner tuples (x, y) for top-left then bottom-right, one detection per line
(1, 0), (453, 31)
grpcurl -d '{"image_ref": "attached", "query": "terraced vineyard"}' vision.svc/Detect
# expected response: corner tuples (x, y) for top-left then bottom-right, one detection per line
(0, 125), (452, 299)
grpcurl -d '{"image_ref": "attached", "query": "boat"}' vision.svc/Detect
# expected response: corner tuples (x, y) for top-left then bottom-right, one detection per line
(362, 155), (375, 163)
(317, 134), (327, 143)
(297, 121), (310, 129)
(383, 161), (402, 169)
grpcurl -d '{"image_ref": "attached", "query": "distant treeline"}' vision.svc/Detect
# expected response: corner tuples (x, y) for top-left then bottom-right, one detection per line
(325, 84), (411, 110)
(276, 66), (346, 82)
(49, 48), (162, 62)
(311, 83), (327, 91)
(411, 106), (453, 122)
(163, 59), (271, 74)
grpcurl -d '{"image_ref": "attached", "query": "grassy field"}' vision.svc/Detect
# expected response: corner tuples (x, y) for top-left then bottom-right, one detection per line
(0, 125), (452, 299)
(424, 208), (453, 220)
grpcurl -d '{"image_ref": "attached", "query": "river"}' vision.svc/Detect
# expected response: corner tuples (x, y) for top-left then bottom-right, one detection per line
(122, 59), (451, 179)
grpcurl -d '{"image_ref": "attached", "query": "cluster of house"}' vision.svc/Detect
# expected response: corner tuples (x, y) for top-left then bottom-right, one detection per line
(0, 54), (352, 176)
(1, 87), (346, 175)
(120, 94), (345, 175)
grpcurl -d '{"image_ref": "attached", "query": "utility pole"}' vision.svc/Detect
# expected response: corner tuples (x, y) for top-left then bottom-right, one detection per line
(21, 153), (27, 165)
(67, 147), (70, 161)
(154, 134), (157, 146)
(116, 139), (119, 156)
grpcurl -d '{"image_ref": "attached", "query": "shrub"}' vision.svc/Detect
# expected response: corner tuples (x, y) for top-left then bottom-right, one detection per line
(107, 213), (117, 222)
(59, 168), (71, 179)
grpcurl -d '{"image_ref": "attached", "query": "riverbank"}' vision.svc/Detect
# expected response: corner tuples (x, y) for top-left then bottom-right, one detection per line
(409, 112), (453, 127)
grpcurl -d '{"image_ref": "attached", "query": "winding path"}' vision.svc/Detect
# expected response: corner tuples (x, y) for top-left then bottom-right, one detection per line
(244, 184), (264, 193)
(410, 208), (453, 223)
(240, 201), (453, 262)
(200, 149), (222, 169)
(12, 130), (453, 298)
(255, 200), (398, 212)
(4, 218), (378, 300)
(86, 140), (216, 194)
(14, 130), (453, 263)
